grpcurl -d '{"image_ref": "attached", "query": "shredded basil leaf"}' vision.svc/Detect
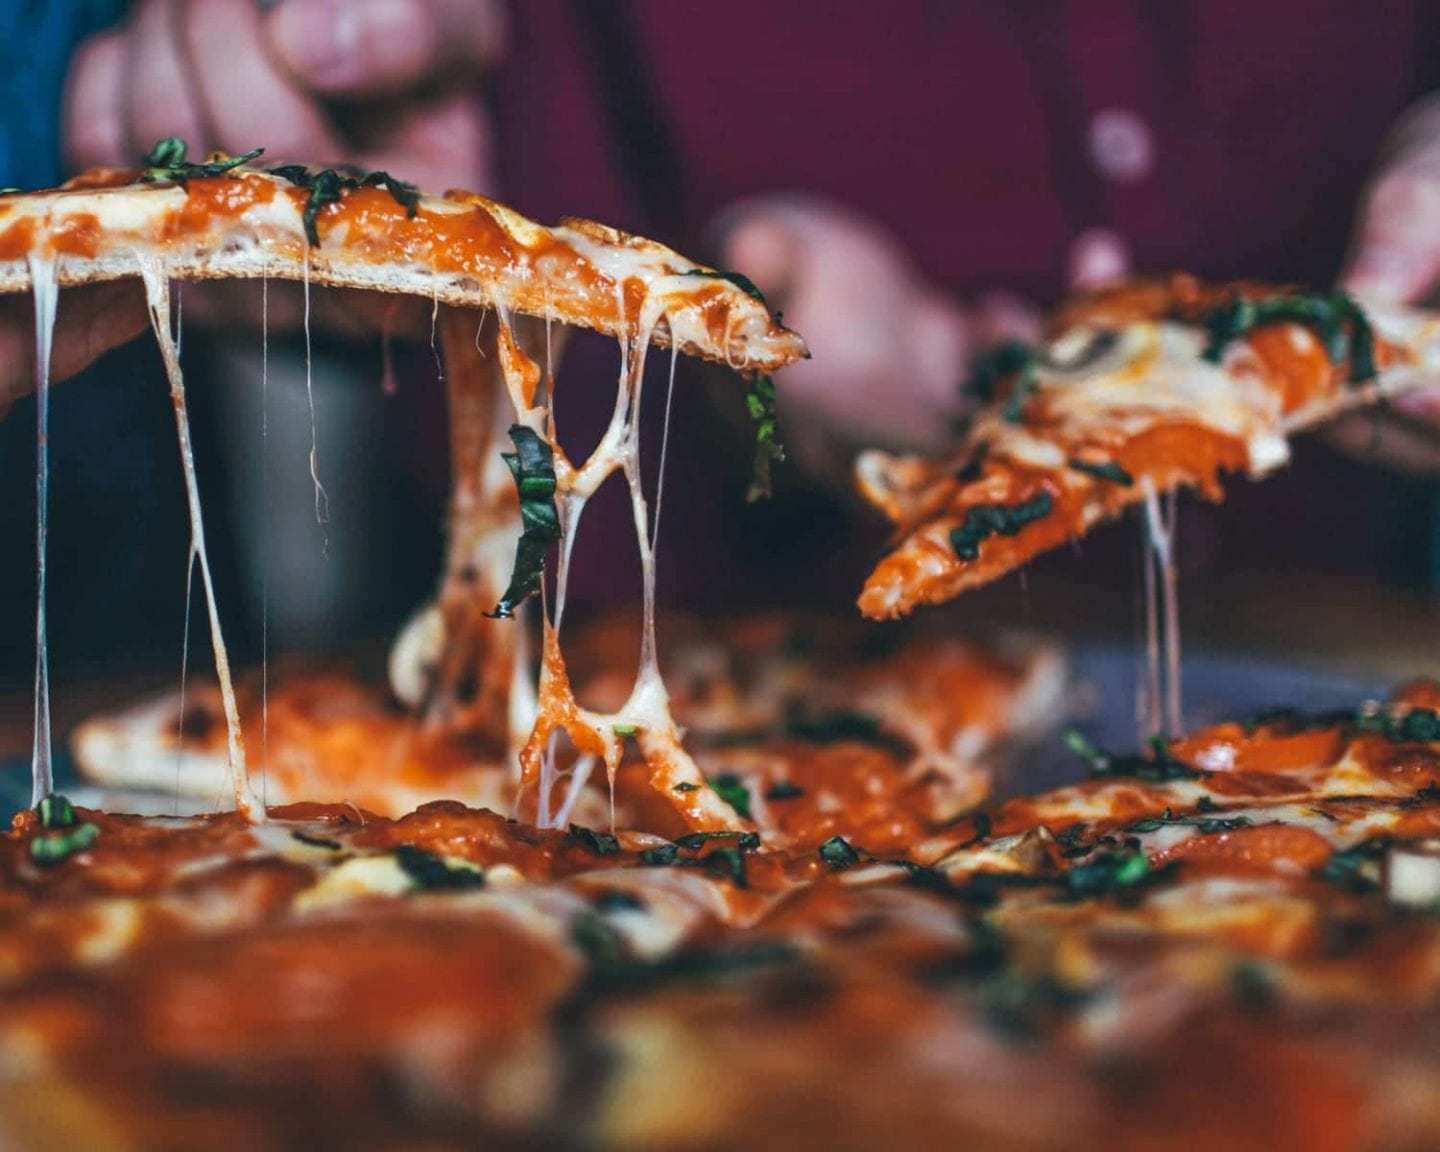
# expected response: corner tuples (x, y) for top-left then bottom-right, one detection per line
(966, 340), (1035, 411)
(36, 793), (76, 830)
(567, 824), (621, 857)
(1068, 458), (1134, 486)
(1317, 836), (1389, 893)
(612, 722), (639, 737)
(672, 781), (700, 792)
(140, 137), (262, 184)
(1062, 729), (1200, 782)
(1199, 291), (1376, 385)
(291, 831), (343, 851)
(486, 425), (561, 619)
(267, 163), (420, 247)
(683, 267), (768, 305)
(949, 491), (1054, 561)
(818, 835), (860, 868)
(638, 843), (679, 866)
(393, 844), (485, 891)
(674, 830), (761, 852)
(30, 822), (99, 867)
(745, 373), (785, 502)
(709, 773), (753, 820)
(1066, 849), (1151, 896)
(1126, 806), (1252, 835)
(765, 780), (805, 800)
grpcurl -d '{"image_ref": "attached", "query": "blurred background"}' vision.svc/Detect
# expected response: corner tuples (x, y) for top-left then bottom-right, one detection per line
(6, 0), (1440, 749)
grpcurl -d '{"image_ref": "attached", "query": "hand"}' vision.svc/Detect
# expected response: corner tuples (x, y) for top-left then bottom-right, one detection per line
(1334, 93), (1440, 470)
(0, 282), (150, 422)
(713, 195), (1041, 483)
(60, 0), (504, 336)
(65, 0), (502, 188)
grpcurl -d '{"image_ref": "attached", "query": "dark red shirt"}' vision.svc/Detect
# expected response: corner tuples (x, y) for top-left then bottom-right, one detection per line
(485, 1), (1440, 611)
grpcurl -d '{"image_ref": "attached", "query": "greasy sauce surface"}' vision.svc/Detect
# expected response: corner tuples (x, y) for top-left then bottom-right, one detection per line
(7, 682), (1440, 1149)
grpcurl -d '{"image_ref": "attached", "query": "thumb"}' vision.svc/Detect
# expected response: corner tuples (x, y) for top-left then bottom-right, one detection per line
(1341, 164), (1440, 304)
(714, 210), (804, 306)
(266, 0), (506, 98)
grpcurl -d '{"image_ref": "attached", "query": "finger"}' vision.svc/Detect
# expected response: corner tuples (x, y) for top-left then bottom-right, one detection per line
(122, 0), (211, 161)
(52, 282), (152, 383)
(1067, 227), (1132, 292)
(0, 282), (150, 409)
(911, 289), (973, 420)
(354, 86), (495, 193)
(63, 30), (128, 170)
(1341, 160), (1440, 304)
(181, 0), (342, 164)
(266, 0), (507, 99)
(718, 213), (801, 305)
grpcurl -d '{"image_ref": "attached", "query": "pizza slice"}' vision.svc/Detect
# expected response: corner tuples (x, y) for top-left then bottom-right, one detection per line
(69, 615), (1065, 840)
(0, 141), (807, 825)
(856, 274), (1440, 619)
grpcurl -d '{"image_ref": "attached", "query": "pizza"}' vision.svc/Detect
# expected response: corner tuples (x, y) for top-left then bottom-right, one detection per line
(7, 687), (1440, 1147)
(0, 139), (807, 828)
(7, 144), (1440, 1149)
(67, 615), (1066, 832)
(855, 274), (1440, 620)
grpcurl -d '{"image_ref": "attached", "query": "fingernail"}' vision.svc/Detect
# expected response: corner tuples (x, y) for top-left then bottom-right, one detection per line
(271, 0), (365, 90)
(1344, 246), (1428, 303)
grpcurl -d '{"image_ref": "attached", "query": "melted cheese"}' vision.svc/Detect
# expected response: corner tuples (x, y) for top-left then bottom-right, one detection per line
(137, 259), (262, 821)
(27, 252), (57, 807)
(493, 286), (733, 830)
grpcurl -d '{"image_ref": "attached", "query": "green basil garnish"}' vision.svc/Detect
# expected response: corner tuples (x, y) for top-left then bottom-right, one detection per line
(486, 425), (561, 619)
(1199, 291), (1376, 385)
(140, 137), (262, 184)
(268, 163), (420, 247)
(30, 822), (99, 867)
(949, 491), (1054, 561)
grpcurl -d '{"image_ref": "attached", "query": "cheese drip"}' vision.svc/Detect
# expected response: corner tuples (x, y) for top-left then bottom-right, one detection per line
(494, 287), (737, 831)
(28, 252), (57, 806)
(137, 260), (262, 821)
(1137, 480), (1183, 741)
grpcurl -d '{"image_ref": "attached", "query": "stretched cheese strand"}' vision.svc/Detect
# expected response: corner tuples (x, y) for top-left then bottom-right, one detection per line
(1139, 480), (1184, 740)
(137, 260), (263, 821)
(506, 284), (734, 830)
(260, 267), (270, 808)
(174, 553), (195, 815)
(27, 252), (57, 807)
(302, 257), (329, 532)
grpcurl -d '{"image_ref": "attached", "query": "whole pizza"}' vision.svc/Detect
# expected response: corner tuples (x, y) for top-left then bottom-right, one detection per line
(4, 144), (1440, 1151)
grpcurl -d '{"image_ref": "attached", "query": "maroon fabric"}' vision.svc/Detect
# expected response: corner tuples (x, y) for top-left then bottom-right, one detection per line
(481, 1), (1440, 611)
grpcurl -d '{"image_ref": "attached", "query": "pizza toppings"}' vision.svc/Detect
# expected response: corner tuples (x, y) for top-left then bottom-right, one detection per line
(744, 373), (785, 501)
(138, 136), (263, 184)
(0, 142), (809, 827)
(485, 424), (562, 620)
(7, 696), (1440, 1144)
(856, 274), (1438, 620)
(948, 490), (1055, 560)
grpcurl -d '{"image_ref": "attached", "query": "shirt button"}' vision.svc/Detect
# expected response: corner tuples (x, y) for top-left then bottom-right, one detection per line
(1087, 108), (1155, 184)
